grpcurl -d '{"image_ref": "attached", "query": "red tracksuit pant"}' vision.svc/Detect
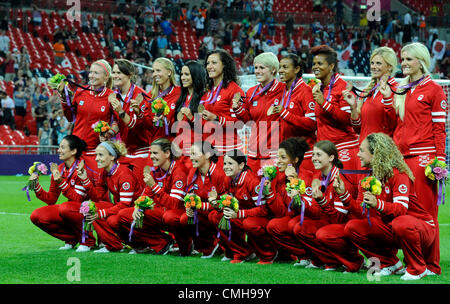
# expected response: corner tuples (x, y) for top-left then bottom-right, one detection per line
(266, 215), (308, 259)
(208, 210), (253, 261)
(392, 214), (435, 276)
(116, 206), (173, 253)
(405, 154), (440, 274)
(176, 211), (218, 256)
(30, 204), (80, 245)
(292, 219), (341, 267)
(316, 223), (364, 272)
(242, 216), (278, 262)
(344, 217), (399, 268)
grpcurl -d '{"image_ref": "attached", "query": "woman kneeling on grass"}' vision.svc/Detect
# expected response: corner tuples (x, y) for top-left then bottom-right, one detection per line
(71, 140), (142, 252)
(30, 135), (92, 250)
(116, 138), (188, 255)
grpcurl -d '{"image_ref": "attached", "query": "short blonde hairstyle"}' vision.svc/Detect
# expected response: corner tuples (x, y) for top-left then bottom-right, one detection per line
(92, 59), (113, 89)
(254, 52), (279, 76)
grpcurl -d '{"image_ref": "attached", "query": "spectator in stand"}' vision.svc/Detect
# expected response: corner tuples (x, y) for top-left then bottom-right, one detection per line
(56, 110), (70, 144)
(194, 11), (205, 39)
(285, 16), (294, 38)
(0, 29), (9, 58)
(14, 69), (28, 88)
(0, 90), (14, 129)
(31, 4), (42, 26)
(34, 99), (48, 131)
(91, 13), (99, 34)
(19, 47), (31, 76)
(5, 53), (16, 82)
(13, 84), (28, 118)
(115, 12), (128, 29)
(38, 120), (52, 154)
(53, 38), (66, 65)
(160, 15), (174, 39)
(81, 12), (90, 33)
(156, 33), (169, 57)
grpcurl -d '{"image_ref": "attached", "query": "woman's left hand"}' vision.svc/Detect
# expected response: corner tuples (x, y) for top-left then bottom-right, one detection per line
(202, 110), (217, 121)
(85, 212), (98, 224)
(223, 207), (237, 220)
(363, 191), (377, 208)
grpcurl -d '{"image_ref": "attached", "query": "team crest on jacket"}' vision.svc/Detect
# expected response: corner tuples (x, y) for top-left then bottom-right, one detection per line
(175, 180), (184, 189)
(305, 187), (313, 196)
(384, 186), (390, 194)
(441, 100), (447, 110)
(418, 95), (424, 101)
(122, 182), (130, 190)
(289, 101), (294, 109)
(170, 103), (176, 109)
(308, 101), (315, 110)
(158, 182), (164, 188)
(70, 179), (75, 185)
(243, 194), (248, 200)
(79, 100), (84, 106)
(101, 106), (105, 112)
(217, 95), (221, 102)
(338, 149), (351, 162)
(398, 184), (408, 194)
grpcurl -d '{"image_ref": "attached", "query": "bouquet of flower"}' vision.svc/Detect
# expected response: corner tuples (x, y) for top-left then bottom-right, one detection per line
(286, 177), (306, 209)
(48, 73), (67, 90)
(184, 194), (202, 224)
(425, 157), (449, 183)
(26, 161), (48, 190)
(151, 97), (170, 119)
(360, 176), (382, 196)
(217, 194), (239, 231)
(92, 120), (111, 134)
(79, 200), (97, 232)
(307, 78), (321, 89)
(425, 157), (449, 205)
(133, 196), (155, 228)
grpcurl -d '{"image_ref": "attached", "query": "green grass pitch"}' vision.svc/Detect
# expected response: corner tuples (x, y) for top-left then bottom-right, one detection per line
(0, 175), (449, 284)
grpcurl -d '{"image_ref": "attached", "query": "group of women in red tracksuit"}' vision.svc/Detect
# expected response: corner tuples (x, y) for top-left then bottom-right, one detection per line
(28, 42), (447, 281)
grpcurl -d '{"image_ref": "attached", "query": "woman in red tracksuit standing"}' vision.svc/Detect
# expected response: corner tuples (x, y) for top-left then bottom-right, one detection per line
(232, 52), (284, 172)
(276, 54), (317, 172)
(343, 133), (435, 280)
(201, 49), (245, 157)
(30, 135), (91, 250)
(73, 140), (142, 252)
(389, 42), (446, 276)
(116, 138), (188, 255)
(108, 59), (152, 188)
(292, 140), (359, 270)
(310, 45), (360, 171)
(342, 46), (398, 144)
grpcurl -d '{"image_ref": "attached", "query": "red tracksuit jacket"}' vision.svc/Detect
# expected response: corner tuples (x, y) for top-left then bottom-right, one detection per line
(142, 159), (188, 210)
(62, 86), (117, 152)
(315, 74), (359, 151)
(351, 77), (397, 143)
(80, 163), (142, 219)
(235, 79), (285, 159)
(393, 75), (447, 162)
(278, 78), (317, 148)
(342, 168), (434, 227)
(34, 161), (88, 204)
(201, 81), (245, 154)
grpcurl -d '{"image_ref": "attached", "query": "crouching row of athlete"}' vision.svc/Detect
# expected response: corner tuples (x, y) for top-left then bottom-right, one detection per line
(30, 133), (437, 281)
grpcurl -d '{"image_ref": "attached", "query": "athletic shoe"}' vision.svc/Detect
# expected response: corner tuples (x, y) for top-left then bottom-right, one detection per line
(425, 269), (438, 276)
(230, 253), (257, 264)
(376, 261), (404, 276)
(305, 262), (321, 269)
(324, 265), (337, 271)
(201, 243), (220, 259)
(221, 256), (232, 262)
(59, 244), (74, 250)
(157, 240), (174, 255)
(75, 245), (91, 252)
(94, 247), (110, 253)
(294, 259), (311, 267)
(400, 270), (427, 281)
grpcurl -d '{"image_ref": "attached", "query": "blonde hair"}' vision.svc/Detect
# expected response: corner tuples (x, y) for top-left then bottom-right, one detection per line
(92, 59), (113, 89)
(151, 57), (177, 99)
(365, 133), (414, 183)
(357, 47), (397, 113)
(254, 52), (279, 76)
(394, 42), (431, 120)
(99, 140), (127, 160)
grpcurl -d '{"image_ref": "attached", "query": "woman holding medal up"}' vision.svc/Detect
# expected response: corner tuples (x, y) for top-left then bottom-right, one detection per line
(310, 45), (360, 171)
(172, 60), (207, 171)
(389, 42), (447, 276)
(342, 46), (398, 143)
(201, 49), (245, 159)
(232, 52), (284, 172)
(108, 59), (150, 188)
